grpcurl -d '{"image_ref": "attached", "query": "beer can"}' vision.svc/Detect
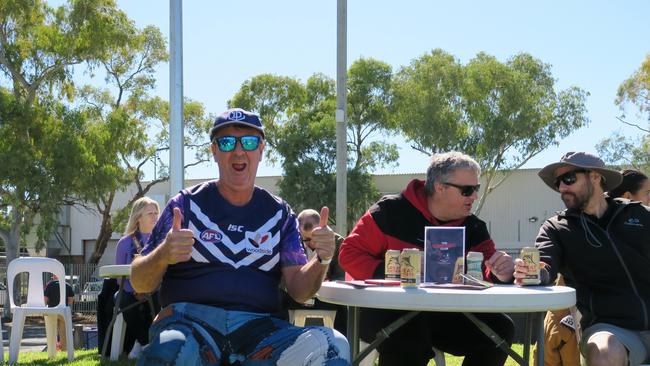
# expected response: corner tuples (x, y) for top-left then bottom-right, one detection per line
(520, 247), (541, 285)
(400, 249), (421, 288)
(466, 251), (484, 282)
(385, 250), (401, 280)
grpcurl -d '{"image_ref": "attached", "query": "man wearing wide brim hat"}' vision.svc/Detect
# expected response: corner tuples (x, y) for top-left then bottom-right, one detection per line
(537, 151), (623, 193)
(514, 151), (650, 366)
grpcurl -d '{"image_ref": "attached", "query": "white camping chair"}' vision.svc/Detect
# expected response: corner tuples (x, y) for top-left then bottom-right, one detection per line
(7, 257), (74, 364)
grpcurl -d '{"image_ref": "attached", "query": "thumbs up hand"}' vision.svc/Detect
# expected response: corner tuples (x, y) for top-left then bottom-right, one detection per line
(310, 207), (335, 264)
(163, 207), (195, 264)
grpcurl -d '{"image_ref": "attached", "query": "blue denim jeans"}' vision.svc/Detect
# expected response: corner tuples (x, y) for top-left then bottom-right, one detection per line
(137, 302), (350, 366)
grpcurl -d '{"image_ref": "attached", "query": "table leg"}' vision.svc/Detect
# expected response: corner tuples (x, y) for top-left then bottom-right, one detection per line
(536, 312), (544, 366)
(354, 310), (420, 366)
(347, 306), (359, 361)
(347, 306), (359, 362)
(523, 313), (531, 363)
(463, 312), (526, 366)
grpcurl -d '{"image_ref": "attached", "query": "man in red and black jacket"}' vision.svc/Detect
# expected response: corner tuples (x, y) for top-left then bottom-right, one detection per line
(340, 151), (515, 366)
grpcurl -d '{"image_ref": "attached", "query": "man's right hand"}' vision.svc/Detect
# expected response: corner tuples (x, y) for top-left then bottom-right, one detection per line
(162, 207), (195, 264)
(513, 258), (546, 285)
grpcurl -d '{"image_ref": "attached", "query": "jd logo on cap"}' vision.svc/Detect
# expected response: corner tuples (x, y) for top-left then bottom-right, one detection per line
(228, 110), (245, 121)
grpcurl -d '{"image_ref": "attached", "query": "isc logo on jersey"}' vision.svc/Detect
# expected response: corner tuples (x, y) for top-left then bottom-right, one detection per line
(245, 231), (273, 255)
(200, 229), (222, 243)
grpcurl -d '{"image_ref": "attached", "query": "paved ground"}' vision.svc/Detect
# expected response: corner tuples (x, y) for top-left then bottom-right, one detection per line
(2, 322), (49, 352)
(2, 317), (98, 353)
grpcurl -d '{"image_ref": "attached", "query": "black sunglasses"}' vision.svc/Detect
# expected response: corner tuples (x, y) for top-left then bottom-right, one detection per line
(554, 169), (590, 189)
(443, 182), (481, 197)
(213, 135), (261, 152)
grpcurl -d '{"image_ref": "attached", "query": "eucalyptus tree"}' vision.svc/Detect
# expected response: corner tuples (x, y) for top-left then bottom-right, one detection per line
(392, 49), (589, 213)
(598, 54), (650, 172)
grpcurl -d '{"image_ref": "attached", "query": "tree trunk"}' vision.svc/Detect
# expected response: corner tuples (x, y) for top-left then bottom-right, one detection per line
(3, 207), (23, 318)
(89, 210), (113, 264)
(89, 191), (116, 264)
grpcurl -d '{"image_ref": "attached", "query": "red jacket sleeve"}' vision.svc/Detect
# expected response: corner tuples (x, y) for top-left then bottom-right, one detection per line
(339, 211), (388, 280)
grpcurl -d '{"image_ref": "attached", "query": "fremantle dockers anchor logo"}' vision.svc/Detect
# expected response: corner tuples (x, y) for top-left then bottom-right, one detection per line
(228, 110), (245, 121)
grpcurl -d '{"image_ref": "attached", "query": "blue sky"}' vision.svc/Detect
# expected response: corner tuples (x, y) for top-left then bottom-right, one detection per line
(98, 1), (650, 178)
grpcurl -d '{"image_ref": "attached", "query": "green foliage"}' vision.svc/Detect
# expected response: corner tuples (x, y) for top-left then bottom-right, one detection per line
(599, 55), (650, 172)
(391, 49), (466, 153)
(0, 0), (132, 103)
(74, 21), (211, 262)
(392, 49), (589, 213)
(0, 88), (95, 251)
(597, 133), (650, 173)
(347, 58), (398, 171)
(616, 54), (650, 121)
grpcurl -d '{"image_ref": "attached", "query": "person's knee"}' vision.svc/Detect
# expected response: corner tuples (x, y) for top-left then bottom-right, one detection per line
(331, 329), (350, 362)
(584, 332), (628, 366)
(275, 327), (350, 365)
(138, 324), (217, 366)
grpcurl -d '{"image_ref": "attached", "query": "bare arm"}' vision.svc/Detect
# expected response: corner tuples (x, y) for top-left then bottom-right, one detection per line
(283, 207), (335, 303)
(283, 257), (329, 303)
(131, 207), (195, 293)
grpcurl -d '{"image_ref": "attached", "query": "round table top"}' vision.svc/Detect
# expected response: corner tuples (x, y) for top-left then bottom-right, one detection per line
(317, 281), (576, 313)
(98, 264), (131, 278)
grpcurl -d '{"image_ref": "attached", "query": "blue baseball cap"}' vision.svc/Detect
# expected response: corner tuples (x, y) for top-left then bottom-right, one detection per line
(210, 108), (265, 140)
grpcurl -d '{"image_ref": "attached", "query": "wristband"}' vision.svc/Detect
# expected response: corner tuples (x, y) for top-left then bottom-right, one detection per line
(317, 254), (332, 265)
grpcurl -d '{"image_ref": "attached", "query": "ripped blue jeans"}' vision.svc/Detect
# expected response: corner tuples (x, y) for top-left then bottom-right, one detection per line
(137, 302), (350, 366)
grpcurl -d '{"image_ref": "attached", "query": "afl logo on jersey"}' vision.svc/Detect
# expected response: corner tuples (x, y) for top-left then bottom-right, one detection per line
(200, 229), (222, 243)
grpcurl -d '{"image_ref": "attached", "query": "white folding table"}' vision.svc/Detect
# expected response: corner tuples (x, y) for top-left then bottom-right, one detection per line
(317, 282), (576, 366)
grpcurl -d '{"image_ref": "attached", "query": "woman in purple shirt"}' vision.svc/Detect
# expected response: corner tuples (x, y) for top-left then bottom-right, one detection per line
(115, 196), (160, 358)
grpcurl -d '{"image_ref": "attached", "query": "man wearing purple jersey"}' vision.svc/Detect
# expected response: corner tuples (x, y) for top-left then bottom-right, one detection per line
(131, 108), (350, 365)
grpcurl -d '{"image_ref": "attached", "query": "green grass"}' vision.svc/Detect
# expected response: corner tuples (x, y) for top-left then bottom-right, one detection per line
(5, 344), (531, 365)
(2, 349), (135, 365)
(438, 343), (530, 366)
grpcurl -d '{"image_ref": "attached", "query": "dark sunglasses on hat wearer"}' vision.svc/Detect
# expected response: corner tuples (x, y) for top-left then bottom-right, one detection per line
(553, 169), (590, 189)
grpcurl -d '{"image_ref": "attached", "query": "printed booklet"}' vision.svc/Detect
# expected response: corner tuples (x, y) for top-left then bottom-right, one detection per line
(424, 226), (465, 284)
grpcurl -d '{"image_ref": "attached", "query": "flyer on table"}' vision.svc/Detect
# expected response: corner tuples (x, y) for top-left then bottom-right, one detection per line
(424, 226), (465, 284)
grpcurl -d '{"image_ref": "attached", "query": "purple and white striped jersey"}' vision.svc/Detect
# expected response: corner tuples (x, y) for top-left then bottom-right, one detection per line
(142, 180), (308, 314)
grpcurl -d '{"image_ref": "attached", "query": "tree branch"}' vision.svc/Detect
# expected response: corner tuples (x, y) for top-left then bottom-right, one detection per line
(616, 116), (650, 133)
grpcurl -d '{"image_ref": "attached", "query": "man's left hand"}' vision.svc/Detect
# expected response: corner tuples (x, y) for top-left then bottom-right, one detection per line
(310, 206), (335, 264)
(486, 251), (515, 282)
